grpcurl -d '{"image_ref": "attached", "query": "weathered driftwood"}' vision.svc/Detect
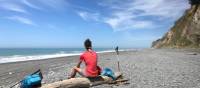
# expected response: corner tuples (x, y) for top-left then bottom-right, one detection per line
(41, 78), (90, 88)
(41, 72), (122, 88)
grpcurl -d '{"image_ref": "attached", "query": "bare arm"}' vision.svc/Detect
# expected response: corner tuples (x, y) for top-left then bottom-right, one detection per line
(76, 60), (82, 68)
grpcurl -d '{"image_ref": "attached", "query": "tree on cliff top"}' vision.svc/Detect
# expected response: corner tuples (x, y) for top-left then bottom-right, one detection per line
(189, 0), (200, 5)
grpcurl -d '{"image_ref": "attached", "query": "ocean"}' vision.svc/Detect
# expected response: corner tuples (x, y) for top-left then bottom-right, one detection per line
(0, 48), (115, 64)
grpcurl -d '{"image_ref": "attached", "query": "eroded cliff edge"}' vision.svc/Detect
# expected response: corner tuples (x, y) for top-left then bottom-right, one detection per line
(152, 1), (200, 48)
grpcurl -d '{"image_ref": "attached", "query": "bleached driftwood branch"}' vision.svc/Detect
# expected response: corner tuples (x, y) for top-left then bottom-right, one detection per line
(41, 72), (122, 88)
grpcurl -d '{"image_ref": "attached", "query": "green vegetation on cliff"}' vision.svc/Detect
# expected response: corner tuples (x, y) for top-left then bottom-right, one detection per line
(152, 1), (200, 48)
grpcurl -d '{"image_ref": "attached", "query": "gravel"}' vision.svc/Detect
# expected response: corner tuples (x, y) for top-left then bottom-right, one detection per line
(0, 49), (200, 88)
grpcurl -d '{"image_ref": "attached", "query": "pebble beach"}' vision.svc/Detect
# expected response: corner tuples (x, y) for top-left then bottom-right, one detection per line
(0, 49), (200, 88)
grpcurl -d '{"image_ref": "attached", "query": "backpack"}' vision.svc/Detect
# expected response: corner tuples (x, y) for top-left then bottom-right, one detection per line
(101, 68), (116, 80)
(20, 69), (43, 88)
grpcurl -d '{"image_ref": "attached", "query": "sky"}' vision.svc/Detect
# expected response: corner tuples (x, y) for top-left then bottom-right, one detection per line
(0, 0), (190, 48)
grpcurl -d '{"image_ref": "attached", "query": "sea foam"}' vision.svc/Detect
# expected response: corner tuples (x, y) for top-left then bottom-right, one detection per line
(0, 50), (119, 64)
(0, 53), (81, 64)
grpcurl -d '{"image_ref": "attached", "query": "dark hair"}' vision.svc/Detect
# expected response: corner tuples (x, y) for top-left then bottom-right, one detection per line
(84, 39), (92, 50)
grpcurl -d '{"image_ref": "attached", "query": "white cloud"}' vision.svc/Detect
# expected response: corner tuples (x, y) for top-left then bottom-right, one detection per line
(0, 0), (68, 13)
(77, 11), (100, 21)
(0, 2), (27, 13)
(0, 0), (69, 27)
(105, 17), (154, 31)
(22, 0), (42, 10)
(98, 0), (190, 31)
(127, 0), (189, 19)
(0, 0), (190, 31)
(38, 0), (68, 9)
(6, 16), (36, 26)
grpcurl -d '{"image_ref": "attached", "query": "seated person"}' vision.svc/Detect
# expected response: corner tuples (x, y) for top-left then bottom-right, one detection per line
(68, 39), (101, 78)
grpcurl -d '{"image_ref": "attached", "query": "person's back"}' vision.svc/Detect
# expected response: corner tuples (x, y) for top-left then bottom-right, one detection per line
(80, 49), (99, 77)
(68, 39), (101, 78)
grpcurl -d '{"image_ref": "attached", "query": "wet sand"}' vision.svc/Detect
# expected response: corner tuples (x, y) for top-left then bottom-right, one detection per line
(0, 49), (200, 88)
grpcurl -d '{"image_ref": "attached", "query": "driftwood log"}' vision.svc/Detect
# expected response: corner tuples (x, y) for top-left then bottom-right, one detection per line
(40, 72), (122, 88)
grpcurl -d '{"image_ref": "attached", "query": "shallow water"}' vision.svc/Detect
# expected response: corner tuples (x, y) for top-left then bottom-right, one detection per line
(0, 48), (115, 64)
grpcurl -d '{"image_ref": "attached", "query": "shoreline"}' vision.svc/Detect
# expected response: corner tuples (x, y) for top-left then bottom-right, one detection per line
(1, 49), (200, 88)
(0, 49), (123, 64)
(0, 50), (123, 87)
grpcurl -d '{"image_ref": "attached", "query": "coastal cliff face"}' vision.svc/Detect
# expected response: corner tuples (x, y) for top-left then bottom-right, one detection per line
(152, 2), (200, 48)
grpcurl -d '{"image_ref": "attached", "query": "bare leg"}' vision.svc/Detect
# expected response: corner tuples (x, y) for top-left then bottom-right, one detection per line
(69, 69), (76, 78)
(68, 67), (82, 79)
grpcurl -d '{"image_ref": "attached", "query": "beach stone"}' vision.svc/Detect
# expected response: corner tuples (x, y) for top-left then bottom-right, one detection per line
(9, 72), (12, 75)
(1, 49), (200, 88)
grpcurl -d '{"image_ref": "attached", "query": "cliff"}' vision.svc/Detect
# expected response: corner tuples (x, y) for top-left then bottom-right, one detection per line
(152, 2), (200, 48)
